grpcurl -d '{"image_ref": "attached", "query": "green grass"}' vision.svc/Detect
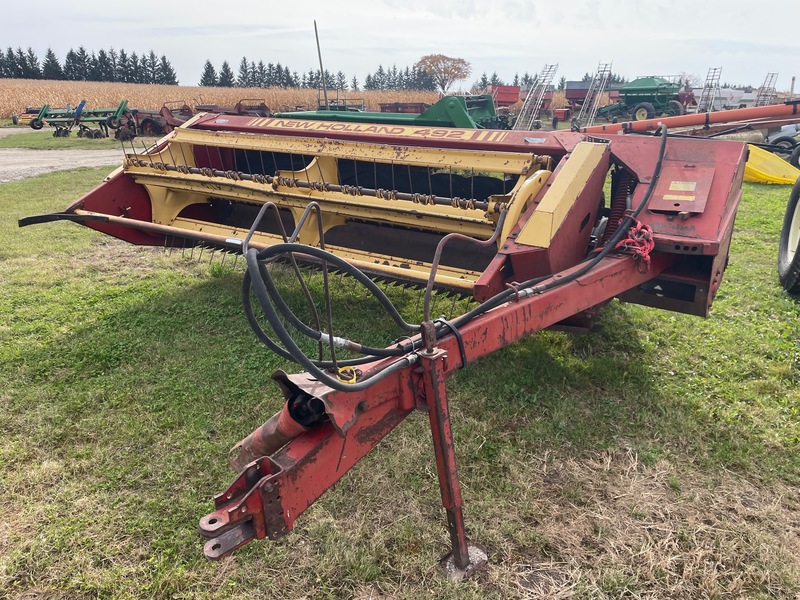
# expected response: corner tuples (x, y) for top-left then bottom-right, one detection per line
(1, 169), (800, 598)
(0, 130), (122, 149)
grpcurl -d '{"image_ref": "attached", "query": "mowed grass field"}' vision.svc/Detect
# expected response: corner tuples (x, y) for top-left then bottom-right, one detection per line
(1, 158), (800, 597)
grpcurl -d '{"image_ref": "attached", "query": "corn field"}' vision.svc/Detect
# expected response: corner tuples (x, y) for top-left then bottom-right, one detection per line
(0, 79), (444, 119)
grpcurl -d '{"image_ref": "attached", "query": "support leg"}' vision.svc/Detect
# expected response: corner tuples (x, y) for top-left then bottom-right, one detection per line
(419, 350), (487, 580)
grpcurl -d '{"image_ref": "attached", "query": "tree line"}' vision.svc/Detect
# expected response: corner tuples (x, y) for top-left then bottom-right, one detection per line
(198, 57), (440, 91)
(0, 46), (178, 84)
(471, 70), (628, 92)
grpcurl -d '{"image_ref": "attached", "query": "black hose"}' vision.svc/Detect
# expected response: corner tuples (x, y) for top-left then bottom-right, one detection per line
(245, 247), (418, 392)
(242, 264), (414, 369)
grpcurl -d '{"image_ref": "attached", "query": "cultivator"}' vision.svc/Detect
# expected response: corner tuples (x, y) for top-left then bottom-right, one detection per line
(30, 100), (130, 138)
(21, 112), (747, 578)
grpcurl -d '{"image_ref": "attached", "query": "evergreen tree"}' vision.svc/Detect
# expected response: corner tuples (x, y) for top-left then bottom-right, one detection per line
(87, 52), (102, 81)
(116, 49), (129, 82)
(512, 73), (520, 86)
(199, 60), (218, 86)
(157, 55), (178, 84)
(350, 75), (359, 91)
(23, 48), (41, 79)
(409, 66), (435, 91)
(129, 52), (142, 83)
(489, 72), (503, 86)
(145, 50), (159, 83)
(324, 69), (335, 89)
(63, 49), (79, 81)
(94, 49), (114, 81)
(7, 48), (23, 78)
(373, 65), (386, 90)
(0, 51), (7, 78)
(218, 61), (235, 87)
(3, 48), (14, 78)
(399, 67), (413, 90)
(236, 57), (250, 87)
(108, 48), (118, 82)
(248, 60), (257, 87)
(74, 46), (90, 80)
(388, 65), (399, 90)
(520, 72), (535, 87)
(265, 62), (274, 86)
(255, 60), (266, 87)
(14, 48), (27, 78)
(336, 70), (347, 90)
(305, 69), (318, 89)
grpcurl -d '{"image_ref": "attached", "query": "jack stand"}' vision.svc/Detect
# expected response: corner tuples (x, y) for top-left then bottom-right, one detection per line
(418, 349), (488, 581)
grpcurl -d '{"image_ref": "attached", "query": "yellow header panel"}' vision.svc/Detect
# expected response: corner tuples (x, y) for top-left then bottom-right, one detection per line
(170, 128), (535, 175)
(515, 142), (609, 248)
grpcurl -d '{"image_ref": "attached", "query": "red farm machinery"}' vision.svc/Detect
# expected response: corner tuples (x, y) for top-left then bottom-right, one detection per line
(22, 109), (763, 578)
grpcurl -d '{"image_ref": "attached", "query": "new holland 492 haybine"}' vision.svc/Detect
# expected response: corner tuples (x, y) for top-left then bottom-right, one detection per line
(22, 102), (799, 578)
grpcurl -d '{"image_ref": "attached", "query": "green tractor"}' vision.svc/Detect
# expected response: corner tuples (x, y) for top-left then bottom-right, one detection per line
(597, 76), (696, 122)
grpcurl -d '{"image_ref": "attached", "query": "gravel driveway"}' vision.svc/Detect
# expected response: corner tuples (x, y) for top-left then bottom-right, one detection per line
(0, 128), (124, 183)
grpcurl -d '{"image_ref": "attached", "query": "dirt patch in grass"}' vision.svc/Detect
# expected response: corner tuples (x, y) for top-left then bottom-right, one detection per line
(497, 447), (800, 598)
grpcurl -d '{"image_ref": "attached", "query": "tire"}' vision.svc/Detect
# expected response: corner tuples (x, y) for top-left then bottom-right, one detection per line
(632, 102), (656, 121)
(140, 119), (162, 136)
(771, 135), (797, 159)
(11, 114), (18, 125)
(106, 115), (120, 129)
(778, 177), (800, 294)
(667, 100), (685, 116)
(790, 144), (800, 169)
(30, 119), (43, 130)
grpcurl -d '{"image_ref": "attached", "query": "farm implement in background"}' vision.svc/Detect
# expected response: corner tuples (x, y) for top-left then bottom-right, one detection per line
(11, 106), (42, 126)
(576, 100), (800, 172)
(21, 113), (749, 578)
(112, 99), (272, 139)
(274, 94), (512, 129)
(29, 100), (131, 138)
(594, 76), (696, 123)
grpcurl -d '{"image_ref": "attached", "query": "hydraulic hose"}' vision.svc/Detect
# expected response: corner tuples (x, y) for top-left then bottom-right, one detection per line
(245, 246), (419, 392)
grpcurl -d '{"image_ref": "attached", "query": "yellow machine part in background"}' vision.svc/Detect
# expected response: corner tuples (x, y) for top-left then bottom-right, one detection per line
(744, 145), (800, 184)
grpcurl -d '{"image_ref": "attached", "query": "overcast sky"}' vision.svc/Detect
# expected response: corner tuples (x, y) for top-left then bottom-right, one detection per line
(4, 0), (799, 90)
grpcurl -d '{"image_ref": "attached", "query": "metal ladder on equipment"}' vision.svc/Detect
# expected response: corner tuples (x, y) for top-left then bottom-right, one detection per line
(755, 73), (779, 106)
(513, 63), (558, 130)
(575, 62), (612, 127)
(696, 67), (722, 113)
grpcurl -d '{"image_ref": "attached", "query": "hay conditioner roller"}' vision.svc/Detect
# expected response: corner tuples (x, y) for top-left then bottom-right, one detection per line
(21, 112), (747, 578)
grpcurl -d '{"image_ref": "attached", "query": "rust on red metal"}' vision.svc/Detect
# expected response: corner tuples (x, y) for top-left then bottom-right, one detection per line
(19, 103), (751, 576)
